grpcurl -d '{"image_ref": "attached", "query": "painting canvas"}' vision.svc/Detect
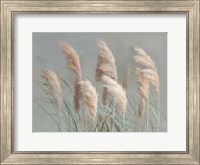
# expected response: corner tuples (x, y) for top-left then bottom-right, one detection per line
(33, 32), (167, 132)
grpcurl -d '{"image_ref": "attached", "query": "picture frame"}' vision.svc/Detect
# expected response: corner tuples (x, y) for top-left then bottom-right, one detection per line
(0, 0), (199, 164)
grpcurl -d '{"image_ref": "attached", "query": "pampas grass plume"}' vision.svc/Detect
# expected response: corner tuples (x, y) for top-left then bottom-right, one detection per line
(102, 75), (127, 114)
(79, 80), (98, 120)
(96, 40), (118, 106)
(59, 41), (82, 78)
(134, 47), (159, 93)
(42, 69), (63, 111)
(96, 40), (117, 81)
(134, 47), (155, 69)
(134, 47), (160, 120)
(135, 67), (150, 99)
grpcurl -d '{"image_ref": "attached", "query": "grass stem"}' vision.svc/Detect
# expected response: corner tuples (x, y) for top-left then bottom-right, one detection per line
(146, 98), (149, 132)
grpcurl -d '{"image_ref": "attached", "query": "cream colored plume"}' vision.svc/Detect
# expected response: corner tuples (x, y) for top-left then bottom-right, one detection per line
(134, 47), (155, 69)
(134, 47), (160, 119)
(101, 75), (127, 114)
(79, 80), (98, 120)
(135, 67), (150, 99)
(59, 42), (82, 78)
(96, 40), (118, 106)
(134, 47), (159, 93)
(96, 40), (117, 81)
(135, 68), (149, 118)
(140, 68), (159, 93)
(135, 67), (149, 118)
(41, 69), (63, 111)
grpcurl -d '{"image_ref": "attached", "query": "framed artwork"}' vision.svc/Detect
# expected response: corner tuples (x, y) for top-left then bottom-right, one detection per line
(0, 0), (199, 164)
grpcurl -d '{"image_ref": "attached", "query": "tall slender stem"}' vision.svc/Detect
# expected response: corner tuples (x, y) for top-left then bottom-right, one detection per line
(82, 108), (86, 131)
(122, 113), (125, 132)
(92, 119), (95, 132)
(139, 118), (142, 132)
(146, 98), (150, 132)
(111, 102), (116, 132)
(157, 93), (160, 132)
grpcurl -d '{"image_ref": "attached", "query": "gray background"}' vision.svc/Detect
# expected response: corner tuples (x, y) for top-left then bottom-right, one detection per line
(32, 32), (167, 132)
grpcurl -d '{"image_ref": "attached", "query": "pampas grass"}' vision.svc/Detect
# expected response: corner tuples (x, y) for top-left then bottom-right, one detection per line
(96, 40), (118, 106)
(102, 88), (108, 106)
(59, 42), (82, 78)
(135, 67), (150, 99)
(134, 47), (155, 69)
(138, 97), (146, 118)
(59, 42), (82, 112)
(102, 75), (127, 114)
(35, 40), (165, 132)
(41, 69), (63, 111)
(134, 47), (160, 131)
(74, 78), (81, 112)
(96, 40), (117, 81)
(134, 47), (159, 93)
(135, 67), (150, 118)
(140, 69), (159, 93)
(79, 80), (98, 120)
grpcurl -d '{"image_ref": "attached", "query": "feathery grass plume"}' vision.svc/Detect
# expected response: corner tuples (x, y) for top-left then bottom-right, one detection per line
(140, 69), (159, 93)
(101, 75), (127, 114)
(134, 47), (159, 93)
(59, 41), (82, 112)
(79, 80), (98, 120)
(96, 40), (117, 81)
(135, 68), (150, 99)
(134, 47), (160, 131)
(134, 47), (155, 69)
(59, 41), (82, 78)
(96, 40), (118, 105)
(135, 68), (149, 118)
(41, 69), (63, 111)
